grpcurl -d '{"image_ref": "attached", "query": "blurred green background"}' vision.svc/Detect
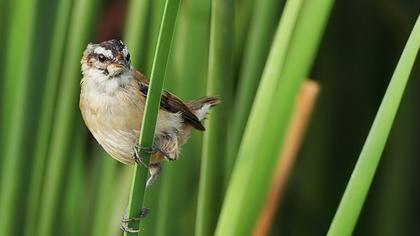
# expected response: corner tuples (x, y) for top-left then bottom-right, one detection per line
(279, 1), (419, 236)
(0, 0), (419, 235)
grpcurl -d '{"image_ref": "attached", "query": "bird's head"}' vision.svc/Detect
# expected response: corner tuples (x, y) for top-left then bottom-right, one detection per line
(81, 39), (132, 79)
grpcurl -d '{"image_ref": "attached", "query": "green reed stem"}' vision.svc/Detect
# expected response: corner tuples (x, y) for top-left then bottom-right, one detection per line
(227, 0), (283, 179)
(154, 0), (210, 235)
(233, 0), (255, 66)
(327, 15), (420, 236)
(61, 124), (86, 236)
(124, 0), (151, 71)
(145, 0), (167, 75)
(0, 0), (38, 234)
(124, 1), (166, 234)
(124, 0), (180, 235)
(91, 152), (118, 236)
(195, 0), (234, 235)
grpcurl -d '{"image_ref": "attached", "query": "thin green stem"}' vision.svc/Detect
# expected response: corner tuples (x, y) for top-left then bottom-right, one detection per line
(124, 0), (180, 235)
(327, 15), (420, 236)
(124, 1), (166, 234)
(195, 0), (234, 235)
(154, 0), (210, 235)
(145, 0), (167, 75)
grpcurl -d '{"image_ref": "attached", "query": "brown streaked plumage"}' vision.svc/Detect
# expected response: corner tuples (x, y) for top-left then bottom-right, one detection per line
(79, 39), (219, 186)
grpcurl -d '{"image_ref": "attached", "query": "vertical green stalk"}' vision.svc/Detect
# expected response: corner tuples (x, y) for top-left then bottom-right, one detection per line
(327, 15), (420, 236)
(124, 0), (162, 233)
(145, 0), (167, 75)
(112, 168), (136, 235)
(0, 0), (9, 156)
(124, 0), (151, 71)
(0, 0), (38, 234)
(227, 0), (283, 178)
(233, 0), (255, 66)
(195, 0), (234, 235)
(36, 0), (101, 235)
(91, 152), (118, 236)
(154, 1), (210, 235)
(23, 0), (73, 235)
(215, 0), (333, 235)
(61, 123), (86, 236)
(124, 0), (180, 235)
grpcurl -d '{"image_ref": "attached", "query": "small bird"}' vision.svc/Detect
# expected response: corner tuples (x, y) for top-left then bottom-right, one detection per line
(80, 39), (219, 182)
(80, 39), (219, 232)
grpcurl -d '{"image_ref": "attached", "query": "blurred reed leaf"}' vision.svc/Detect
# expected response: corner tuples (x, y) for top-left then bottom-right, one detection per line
(327, 15), (420, 236)
(124, 0), (180, 235)
(124, 0), (151, 71)
(36, 0), (102, 234)
(24, 0), (73, 234)
(233, 0), (255, 67)
(215, 0), (334, 235)
(195, 0), (234, 235)
(0, 0), (39, 234)
(216, 1), (306, 232)
(227, 0), (283, 178)
(61, 124), (86, 236)
(112, 168), (137, 235)
(0, 0), (9, 154)
(91, 151), (118, 236)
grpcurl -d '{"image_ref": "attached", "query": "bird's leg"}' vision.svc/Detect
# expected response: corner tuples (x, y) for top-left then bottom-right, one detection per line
(146, 163), (161, 188)
(120, 208), (149, 233)
(133, 145), (163, 188)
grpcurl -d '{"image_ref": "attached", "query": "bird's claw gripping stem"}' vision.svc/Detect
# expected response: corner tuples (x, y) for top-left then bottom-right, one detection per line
(119, 208), (149, 233)
(133, 144), (171, 167)
(133, 144), (153, 168)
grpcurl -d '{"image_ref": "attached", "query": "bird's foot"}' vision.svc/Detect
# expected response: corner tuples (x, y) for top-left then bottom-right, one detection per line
(133, 145), (162, 188)
(120, 208), (149, 233)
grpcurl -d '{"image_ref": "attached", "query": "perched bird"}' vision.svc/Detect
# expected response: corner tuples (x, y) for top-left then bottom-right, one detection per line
(80, 39), (219, 232)
(79, 39), (219, 187)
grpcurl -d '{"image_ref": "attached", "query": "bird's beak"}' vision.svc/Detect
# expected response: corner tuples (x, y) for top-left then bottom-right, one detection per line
(107, 62), (126, 76)
(117, 59), (129, 68)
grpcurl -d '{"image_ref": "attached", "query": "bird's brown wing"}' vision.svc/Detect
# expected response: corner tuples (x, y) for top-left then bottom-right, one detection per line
(133, 70), (205, 131)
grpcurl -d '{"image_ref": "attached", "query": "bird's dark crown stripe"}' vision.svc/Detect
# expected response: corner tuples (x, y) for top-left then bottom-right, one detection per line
(98, 39), (126, 57)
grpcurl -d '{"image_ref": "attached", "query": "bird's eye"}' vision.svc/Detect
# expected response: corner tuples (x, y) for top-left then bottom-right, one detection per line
(126, 53), (130, 62)
(98, 54), (106, 62)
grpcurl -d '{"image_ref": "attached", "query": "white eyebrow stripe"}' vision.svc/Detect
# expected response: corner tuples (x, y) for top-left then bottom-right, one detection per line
(94, 47), (113, 58)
